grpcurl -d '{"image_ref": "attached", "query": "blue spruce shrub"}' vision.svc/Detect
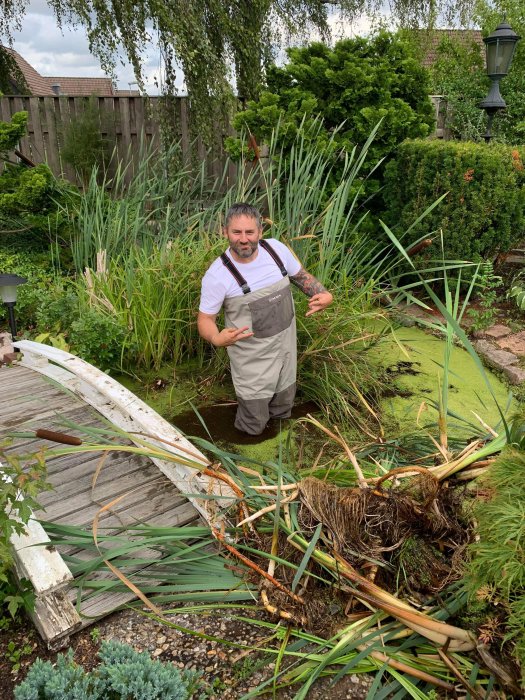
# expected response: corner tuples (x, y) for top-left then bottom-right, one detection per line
(98, 640), (194, 699)
(14, 640), (196, 700)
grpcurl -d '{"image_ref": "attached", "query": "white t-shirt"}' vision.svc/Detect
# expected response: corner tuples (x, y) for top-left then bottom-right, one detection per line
(199, 238), (302, 315)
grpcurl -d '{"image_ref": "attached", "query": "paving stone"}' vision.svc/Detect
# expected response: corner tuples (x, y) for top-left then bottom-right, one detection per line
(472, 339), (519, 369)
(503, 365), (525, 385)
(0, 332), (13, 360)
(473, 324), (513, 340)
(0, 352), (18, 365)
(496, 330), (525, 357)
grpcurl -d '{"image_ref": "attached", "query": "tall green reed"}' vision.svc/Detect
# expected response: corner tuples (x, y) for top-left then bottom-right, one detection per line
(63, 138), (216, 273)
(65, 119), (470, 428)
(81, 234), (223, 370)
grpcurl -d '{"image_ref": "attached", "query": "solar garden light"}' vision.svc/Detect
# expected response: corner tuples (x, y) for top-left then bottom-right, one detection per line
(479, 18), (521, 143)
(0, 274), (27, 339)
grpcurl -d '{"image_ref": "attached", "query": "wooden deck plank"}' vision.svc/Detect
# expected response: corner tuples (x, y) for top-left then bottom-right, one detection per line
(42, 477), (188, 525)
(46, 450), (149, 482)
(38, 459), (162, 512)
(0, 362), (205, 643)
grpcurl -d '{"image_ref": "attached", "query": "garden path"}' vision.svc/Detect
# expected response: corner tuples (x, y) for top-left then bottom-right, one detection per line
(0, 360), (204, 648)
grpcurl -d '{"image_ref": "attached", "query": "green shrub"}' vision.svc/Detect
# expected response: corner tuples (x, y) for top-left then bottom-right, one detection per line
(34, 287), (80, 334)
(14, 640), (197, 699)
(463, 445), (525, 685)
(0, 111), (27, 152)
(382, 139), (525, 262)
(0, 249), (60, 333)
(0, 111), (76, 251)
(227, 31), (434, 206)
(68, 309), (129, 370)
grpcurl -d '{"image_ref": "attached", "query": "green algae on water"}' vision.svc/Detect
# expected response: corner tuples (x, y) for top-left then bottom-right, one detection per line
(379, 326), (512, 435)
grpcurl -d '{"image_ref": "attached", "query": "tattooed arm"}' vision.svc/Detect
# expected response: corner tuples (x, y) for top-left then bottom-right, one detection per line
(290, 267), (333, 317)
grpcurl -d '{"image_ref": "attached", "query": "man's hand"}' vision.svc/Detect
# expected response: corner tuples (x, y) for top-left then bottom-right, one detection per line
(211, 326), (254, 347)
(305, 291), (333, 317)
(198, 312), (253, 346)
(290, 268), (333, 316)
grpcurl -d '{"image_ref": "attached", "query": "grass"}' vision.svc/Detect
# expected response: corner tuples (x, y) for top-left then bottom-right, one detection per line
(463, 445), (525, 688)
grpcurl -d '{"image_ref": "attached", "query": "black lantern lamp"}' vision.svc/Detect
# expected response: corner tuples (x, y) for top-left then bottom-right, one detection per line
(0, 274), (27, 339)
(479, 19), (521, 143)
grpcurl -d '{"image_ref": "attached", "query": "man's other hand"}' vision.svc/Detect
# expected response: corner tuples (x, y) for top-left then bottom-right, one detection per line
(305, 291), (333, 317)
(212, 326), (254, 346)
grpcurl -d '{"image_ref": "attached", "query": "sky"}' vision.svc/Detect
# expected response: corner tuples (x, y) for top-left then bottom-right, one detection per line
(10, 0), (170, 94)
(8, 1), (376, 96)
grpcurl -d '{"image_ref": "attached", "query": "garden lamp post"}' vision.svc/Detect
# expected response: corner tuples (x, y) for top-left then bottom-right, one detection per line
(479, 19), (521, 143)
(0, 274), (27, 339)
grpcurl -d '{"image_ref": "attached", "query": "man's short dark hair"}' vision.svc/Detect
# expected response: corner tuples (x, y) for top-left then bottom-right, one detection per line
(225, 203), (262, 229)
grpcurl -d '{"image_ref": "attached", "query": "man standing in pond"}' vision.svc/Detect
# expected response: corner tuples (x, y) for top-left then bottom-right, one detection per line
(197, 203), (333, 435)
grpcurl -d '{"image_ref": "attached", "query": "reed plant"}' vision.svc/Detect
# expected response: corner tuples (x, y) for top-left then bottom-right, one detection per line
(63, 119), (478, 427)
(18, 416), (508, 699)
(63, 138), (219, 273)
(79, 234), (223, 369)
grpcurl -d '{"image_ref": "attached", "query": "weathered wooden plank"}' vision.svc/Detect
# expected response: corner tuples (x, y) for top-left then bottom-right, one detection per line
(38, 455), (156, 507)
(41, 475), (184, 524)
(0, 401), (93, 429)
(43, 97), (60, 172)
(0, 96), (11, 122)
(13, 342), (233, 523)
(0, 360), (206, 643)
(10, 517), (73, 594)
(32, 588), (82, 645)
(118, 97), (131, 156)
(44, 447), (147, 478)
(28, 97), (46, 163)
(0, 387), (70, 412)
(0, 378), (66, 402)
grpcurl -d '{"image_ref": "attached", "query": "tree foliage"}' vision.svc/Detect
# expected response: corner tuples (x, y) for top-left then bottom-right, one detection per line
(227, 32), (434, 203)
(0, 111), (74, 248)
(1, 1), (476, 126)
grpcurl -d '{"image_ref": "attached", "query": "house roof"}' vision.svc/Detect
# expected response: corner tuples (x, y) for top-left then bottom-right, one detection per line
(45, 76), (116, 96)
(5, 47), (55, 95)
(417, 29), (485, 68)
(5, 48), (140, 96)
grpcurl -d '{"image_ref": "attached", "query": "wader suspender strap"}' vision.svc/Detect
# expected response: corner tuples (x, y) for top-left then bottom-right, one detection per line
(259, 239), (288, 277)
(220, 253), (251, 294)
(220, 241), (288, 294)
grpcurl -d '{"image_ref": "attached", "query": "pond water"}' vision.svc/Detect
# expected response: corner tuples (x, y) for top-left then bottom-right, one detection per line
(118, 324), (514, 463)
(379, 325), (513, 434)
(173, 400), (318, 445)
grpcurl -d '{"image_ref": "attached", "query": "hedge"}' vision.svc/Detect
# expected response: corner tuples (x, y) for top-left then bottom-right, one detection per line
(382, 139), (525, 262)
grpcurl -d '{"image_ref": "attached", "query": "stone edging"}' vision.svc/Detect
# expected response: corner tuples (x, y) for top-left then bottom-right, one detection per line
(472, 325), (525, 385)
(399, 307), (525, 385)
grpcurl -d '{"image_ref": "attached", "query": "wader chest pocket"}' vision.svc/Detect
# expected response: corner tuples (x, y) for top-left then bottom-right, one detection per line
(249, 289), (294, 338)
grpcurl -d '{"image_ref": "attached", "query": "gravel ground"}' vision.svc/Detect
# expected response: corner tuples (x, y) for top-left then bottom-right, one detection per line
(0, 606), (373, 699)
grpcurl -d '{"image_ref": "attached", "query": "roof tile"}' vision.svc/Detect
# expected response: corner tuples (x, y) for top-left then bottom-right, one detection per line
(4, 48), (120, 96)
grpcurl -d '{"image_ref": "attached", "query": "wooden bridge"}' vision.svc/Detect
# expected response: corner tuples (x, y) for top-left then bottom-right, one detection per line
(0, 341), (231, 647)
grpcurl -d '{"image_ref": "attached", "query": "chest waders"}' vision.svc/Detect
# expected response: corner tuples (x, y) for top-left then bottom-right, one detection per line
(221, 240), (297, 435)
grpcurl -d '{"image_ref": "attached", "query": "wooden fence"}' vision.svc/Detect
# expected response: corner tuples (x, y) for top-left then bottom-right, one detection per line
(0, 95), (234, 187)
